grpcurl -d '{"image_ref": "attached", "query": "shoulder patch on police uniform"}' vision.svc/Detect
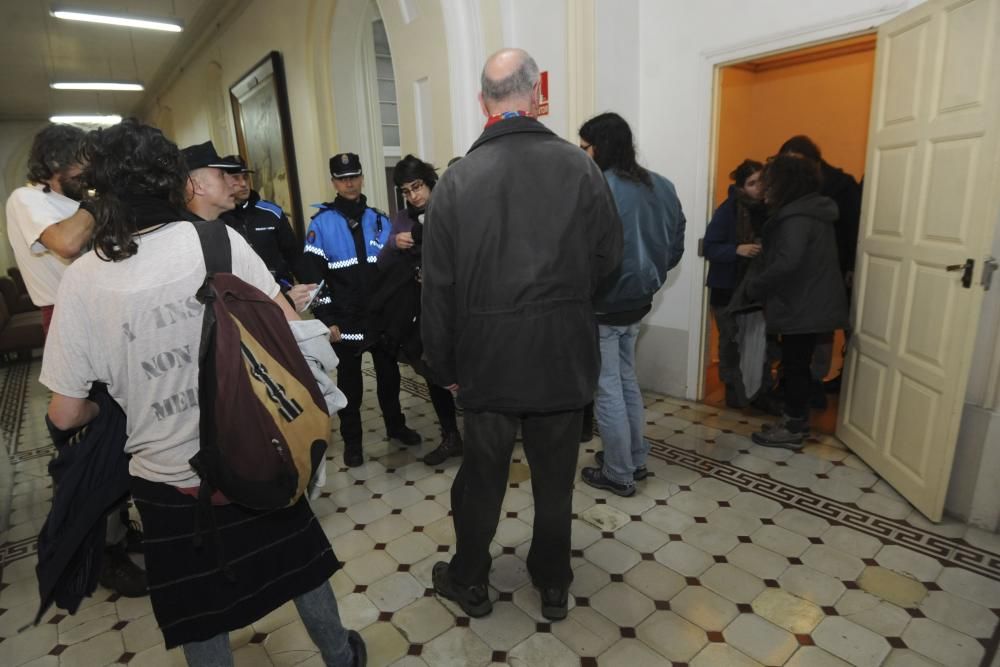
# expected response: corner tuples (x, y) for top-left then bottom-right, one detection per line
(254, 199), (284, 219)
(306, 230), (316, 244)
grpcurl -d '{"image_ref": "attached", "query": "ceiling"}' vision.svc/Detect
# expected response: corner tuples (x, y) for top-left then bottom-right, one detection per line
(0, 0), (239, 121)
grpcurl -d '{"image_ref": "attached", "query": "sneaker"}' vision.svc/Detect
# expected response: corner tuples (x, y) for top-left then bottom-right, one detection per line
(347, 629), (367, 667)
(125, 520), (144, 554)
(751, 420), (807, 450)
(344, 443), (364, 468)
(533, 582), (569, 621)
(387, 425), (422, 447)
(594, 451), (648, 481)
(99, 544), (147, 597)
(432, 561), (492, 617)
(423, 430), (463, 466)
(580, 466), (635, 497)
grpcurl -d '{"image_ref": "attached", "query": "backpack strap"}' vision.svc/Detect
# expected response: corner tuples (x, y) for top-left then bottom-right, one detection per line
(192, 220), (233, 274)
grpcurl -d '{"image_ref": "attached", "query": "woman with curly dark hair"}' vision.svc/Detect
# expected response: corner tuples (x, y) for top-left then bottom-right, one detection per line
(375, 154), (463, 465)
(744, 154), (848, 448)
(40, 119), (366, 666)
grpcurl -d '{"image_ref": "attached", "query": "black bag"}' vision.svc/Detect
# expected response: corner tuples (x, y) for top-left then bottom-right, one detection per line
(189, 221), (329, 510)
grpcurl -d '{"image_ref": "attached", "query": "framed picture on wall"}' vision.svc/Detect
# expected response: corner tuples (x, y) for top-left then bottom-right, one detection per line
(229, 51), (305, 239)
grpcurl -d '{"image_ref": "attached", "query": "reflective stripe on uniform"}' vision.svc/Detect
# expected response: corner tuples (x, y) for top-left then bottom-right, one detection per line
(328, 257), (359, 270)
(304, 244), (328, 260)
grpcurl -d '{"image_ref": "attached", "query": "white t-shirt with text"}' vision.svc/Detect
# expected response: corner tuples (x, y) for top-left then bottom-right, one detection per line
(40, 222), (280, 486)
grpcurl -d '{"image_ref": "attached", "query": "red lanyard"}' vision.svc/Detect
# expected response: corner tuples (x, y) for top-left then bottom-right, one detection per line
(485, 110), (529, 128)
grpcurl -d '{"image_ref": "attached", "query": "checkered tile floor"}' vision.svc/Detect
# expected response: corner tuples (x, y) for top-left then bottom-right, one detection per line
(1, 359), (999, 666)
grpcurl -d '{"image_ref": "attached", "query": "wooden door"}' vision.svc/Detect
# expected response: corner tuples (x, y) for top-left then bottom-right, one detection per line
(838, 0), (1000, 521)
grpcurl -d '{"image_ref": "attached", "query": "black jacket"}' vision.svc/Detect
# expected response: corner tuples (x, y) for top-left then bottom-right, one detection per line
(421, 116), (624, 412)
(744, 193), (849, 335)
(820, 163), (862, 276)
(35, 386), (129, 623)
(220, 191), (301, 285)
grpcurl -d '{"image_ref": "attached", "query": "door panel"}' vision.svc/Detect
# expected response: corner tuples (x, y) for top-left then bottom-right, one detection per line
(838, 0), (1000, 521)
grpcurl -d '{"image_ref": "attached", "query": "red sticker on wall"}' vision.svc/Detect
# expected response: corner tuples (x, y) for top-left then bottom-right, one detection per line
(538, 70), (550, 116)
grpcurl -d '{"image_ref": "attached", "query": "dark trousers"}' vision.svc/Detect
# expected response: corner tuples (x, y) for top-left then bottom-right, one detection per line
(333, 342), (406, 446)
(427, 382), (458, 434)
(781, 333), (817, 422)
(448, 409), (581, 589)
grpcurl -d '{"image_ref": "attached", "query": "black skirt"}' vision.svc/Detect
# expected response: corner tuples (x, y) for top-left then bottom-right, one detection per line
(130, 477), (340, 648)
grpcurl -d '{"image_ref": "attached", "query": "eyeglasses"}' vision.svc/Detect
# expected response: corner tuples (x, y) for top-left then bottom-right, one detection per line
(579, 143), (592, 151)
(399, 180), (426, 197)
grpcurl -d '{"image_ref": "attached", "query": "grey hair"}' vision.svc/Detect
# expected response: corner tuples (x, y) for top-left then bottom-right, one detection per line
(480, 50), (540, 103)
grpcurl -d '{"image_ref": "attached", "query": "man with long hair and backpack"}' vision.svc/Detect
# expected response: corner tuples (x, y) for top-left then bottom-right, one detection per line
(39, 119), (365, 666)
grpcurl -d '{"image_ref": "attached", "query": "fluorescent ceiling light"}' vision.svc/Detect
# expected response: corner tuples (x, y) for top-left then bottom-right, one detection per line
(51, 82), (144, 91)
(49, 115), (122, 125)
(50, 7), (183, 32)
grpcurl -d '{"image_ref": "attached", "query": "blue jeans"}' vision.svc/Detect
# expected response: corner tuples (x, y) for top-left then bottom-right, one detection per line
(181, 582), (353, 666)
(596, 323), (647, 486)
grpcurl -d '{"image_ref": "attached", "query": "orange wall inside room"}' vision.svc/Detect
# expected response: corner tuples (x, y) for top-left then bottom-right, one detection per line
(714, 35), (876, 208)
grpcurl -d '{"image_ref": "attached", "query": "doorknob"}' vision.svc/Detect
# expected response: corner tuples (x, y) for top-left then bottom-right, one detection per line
(946, 258), (975, 288)
(983, 257), (998, 291)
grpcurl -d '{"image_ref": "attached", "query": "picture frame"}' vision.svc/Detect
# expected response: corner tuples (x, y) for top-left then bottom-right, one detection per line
(229, 51), (305, 239)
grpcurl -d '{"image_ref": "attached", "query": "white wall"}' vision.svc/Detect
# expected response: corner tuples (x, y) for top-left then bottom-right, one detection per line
(595, 0), (639, 132)
(497, 0), (570, 139)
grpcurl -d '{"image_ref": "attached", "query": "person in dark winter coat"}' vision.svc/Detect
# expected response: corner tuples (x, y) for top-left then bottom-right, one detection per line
(779, 135), (862, 398)
(375, 155), (462, 466)
(744, 154), (849, 448)
(422, 48), (623, 623)
(299, 152), (423, 468)
(703, 159), (766, 407)
(576, 111), (686, 498)
(220, 155), (302, 287)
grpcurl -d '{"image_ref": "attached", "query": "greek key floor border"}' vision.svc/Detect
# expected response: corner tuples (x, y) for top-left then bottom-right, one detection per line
(644, 438), (1000, 581)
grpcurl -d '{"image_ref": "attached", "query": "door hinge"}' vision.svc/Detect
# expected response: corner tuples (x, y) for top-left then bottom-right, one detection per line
(982, 257), (998, 291)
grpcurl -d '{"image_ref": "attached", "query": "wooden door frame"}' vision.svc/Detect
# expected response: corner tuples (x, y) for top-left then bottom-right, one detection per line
(694, 5), (910, 401)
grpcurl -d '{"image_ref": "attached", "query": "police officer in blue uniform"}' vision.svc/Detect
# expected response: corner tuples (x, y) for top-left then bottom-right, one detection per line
(220, 155), (301, 287)
(300, 153), (422, 467)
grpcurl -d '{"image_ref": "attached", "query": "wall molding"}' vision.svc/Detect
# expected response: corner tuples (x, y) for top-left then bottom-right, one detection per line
(441, 0), (488, 156)
(566, 0), (596, 139)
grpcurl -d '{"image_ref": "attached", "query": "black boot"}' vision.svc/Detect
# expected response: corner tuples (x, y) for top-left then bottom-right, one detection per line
(423, 430), (463, 466)
(724, 384), (747, 409)
(809, 380), (828, 410)
(344, 442), (364, 468)
(387, 425), (422, 447)
(99, 543), (147, 597)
